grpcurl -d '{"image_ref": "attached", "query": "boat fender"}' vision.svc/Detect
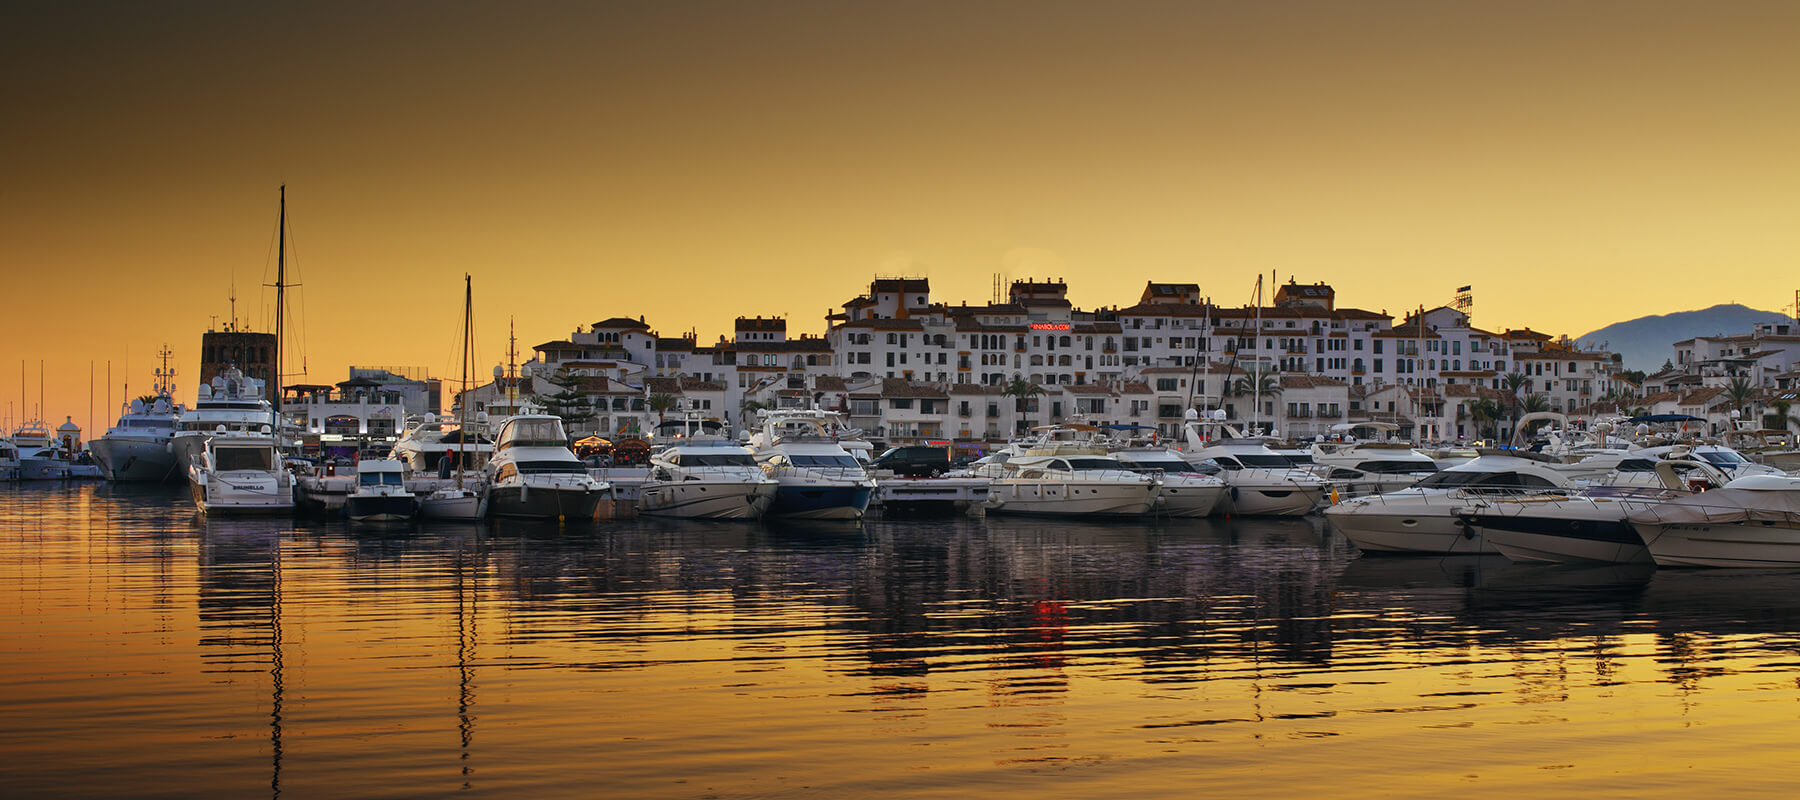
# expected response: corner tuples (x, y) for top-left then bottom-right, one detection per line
(1230, 486), (1239, 501)
(1460, 520), (1476, 540)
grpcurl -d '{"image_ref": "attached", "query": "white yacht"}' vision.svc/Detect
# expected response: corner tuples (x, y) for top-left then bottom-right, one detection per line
(484, 414), (611, 521)
(343, 459), (418, 523)
(1323, 451), (1584, 555)
(1629, 474), (1800, 567)
(1112, 446), (1228, 517)
(391, 413), (492, 520)
(9, 420), (71, 481)
(985, 441), (1161, 517)
(639, 418), (777, 520)
(748, 410), (876, 520)
(1179, 413), (1329, 516)
(169, 368), (280, 472)
(1308, 423), (1440, 497)
(90, 347), (185, 482)
(188, 429), (295, 515)
(1458, 458), (1730, 564)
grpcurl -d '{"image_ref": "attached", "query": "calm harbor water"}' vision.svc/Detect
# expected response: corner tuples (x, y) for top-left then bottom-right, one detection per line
(5, 483), (1800, 797)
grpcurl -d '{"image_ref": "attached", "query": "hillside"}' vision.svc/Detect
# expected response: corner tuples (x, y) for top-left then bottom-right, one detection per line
(1575, 304), (1791, 371)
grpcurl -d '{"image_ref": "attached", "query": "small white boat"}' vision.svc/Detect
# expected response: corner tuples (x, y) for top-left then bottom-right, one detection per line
(344, 459), (417, 523)
(188, 430), (295, 515)
(1309, 423), (1439, 497)
(0, 439), (18, 482)
(9, 420), (71, 481)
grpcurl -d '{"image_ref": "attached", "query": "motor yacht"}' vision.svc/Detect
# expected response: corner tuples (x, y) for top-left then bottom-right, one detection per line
(343, 459), (417, 523)
(1458, 458), (1730, 564)
(9, 420), (71, 481)
(985, 440), (1161, 517)
(1629, 474), (1800, 567)
(1179, 412), (1328, 516)
(169, 368), (281, 472)
(638, 418), (777, 520)
(1323, 451), (1584, 555)
(187, 428), (295, 514)
(90, 347), (185, 482)
(484, 414), (610, 521)
(391, 413), (492, 520)
(747, 410), (876, 520)
(1112, 446), (1228, 517)
(1308, 422), (1439, 497)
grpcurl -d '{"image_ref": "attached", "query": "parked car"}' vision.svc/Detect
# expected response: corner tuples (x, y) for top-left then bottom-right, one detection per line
(872, 446), (951, 477)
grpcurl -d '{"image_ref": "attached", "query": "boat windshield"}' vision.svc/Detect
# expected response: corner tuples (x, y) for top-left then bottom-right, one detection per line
(674, 453), (757, 467)
(359, 471), (404, 486)
(515, 460), (587, 474)
(1234, 454), (1293, 468)
(1699, 450), (1750, 466)
(501, 419), (568, 449)
(790, 454), (861, 468)
(1129, 458), (1196, 473)
(1415, 471), (1560, 489)
(214, 447), (274, 472)
(1353, 459), (1437, 474)
(1064, 458), (1126, 471)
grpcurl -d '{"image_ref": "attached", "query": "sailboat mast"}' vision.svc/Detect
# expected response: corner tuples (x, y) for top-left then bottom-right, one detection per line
(273, 184), (285, 429)
(1252, 276), (1263, 433)
(458, 274), (472, 488)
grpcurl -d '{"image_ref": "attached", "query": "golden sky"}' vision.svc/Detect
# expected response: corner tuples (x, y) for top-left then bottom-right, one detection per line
(5, 0), (1800, 429)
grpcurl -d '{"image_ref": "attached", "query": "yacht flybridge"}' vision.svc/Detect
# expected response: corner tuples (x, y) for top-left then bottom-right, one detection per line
(188, 428), (294, 514)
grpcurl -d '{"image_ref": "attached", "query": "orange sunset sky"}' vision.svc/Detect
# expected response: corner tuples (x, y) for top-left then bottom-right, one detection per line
(4, 0), (1799, 431)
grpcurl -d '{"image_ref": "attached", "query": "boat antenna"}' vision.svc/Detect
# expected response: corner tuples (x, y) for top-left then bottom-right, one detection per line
(1251, 275), (1263, 434)
(506, 316), (517, 412)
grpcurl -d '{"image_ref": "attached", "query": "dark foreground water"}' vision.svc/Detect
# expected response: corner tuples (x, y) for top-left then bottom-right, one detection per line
(5, 483), (1800, 797)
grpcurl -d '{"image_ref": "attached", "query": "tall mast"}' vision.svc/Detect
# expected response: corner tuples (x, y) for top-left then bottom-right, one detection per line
(506, 317), (518, 411)
(1251, 275), (1263, 433)
(273, 184), (285, 428)
(458, 274), (472, 489)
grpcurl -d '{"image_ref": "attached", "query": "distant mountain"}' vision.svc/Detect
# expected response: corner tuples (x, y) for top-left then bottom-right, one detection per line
(1575, 304), (1792, 371)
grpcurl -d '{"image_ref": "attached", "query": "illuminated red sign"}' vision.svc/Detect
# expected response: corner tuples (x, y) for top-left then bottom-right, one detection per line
(1029, 323), (1072, 331)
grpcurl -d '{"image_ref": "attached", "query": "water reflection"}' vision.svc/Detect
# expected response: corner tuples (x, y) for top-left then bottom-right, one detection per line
(8, 487), (1800, 796)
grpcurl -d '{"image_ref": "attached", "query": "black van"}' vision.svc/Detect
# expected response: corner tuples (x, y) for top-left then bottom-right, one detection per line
(871, 446), (951, 477)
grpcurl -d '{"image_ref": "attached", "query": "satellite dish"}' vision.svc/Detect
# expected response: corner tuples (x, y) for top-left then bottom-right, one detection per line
(1184, 408), (1199, 420)
(423, 412), (437, 425)
(493, 365), (504, 379)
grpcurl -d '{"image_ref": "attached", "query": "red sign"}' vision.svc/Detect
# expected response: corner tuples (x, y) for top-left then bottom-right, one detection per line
(1029, 323), (1072, 331)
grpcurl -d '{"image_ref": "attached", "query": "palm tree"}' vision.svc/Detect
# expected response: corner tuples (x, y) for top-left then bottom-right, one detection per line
(1002, 378), (1045, 431)
(1500, 372), (1531, 434)
(1767, 399), (1799, 433)
(1519, 394), (1553, 437)
(1724, 376), (1757, 424)
(1468, 397), (1506, 440)
(647, 392), (678, 426)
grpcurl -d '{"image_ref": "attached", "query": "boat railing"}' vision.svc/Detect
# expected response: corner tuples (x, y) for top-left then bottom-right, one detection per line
(654, 465), (772, 481)
(770, 464), (869, 481)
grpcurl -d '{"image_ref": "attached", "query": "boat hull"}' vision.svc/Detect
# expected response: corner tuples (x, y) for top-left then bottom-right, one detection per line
(345, 492), (418, 523)
(1635, 521), (1800, 568)
(985, 481), (1159, 517)
(767, 483), (874, 520)
(1156, 479), (1227, 517)
(189, 470), (295, 515)
(17, 456), (71, 481)
(1221, 482), (1328, 516)
(420, 489), (484, 521)
(89, 437), (180, 483)
(639, 481), (777, 520)
(487, 484), (607, 520)
(1464, 512), (1649, 564)
(1325, 505), (1497, 555)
